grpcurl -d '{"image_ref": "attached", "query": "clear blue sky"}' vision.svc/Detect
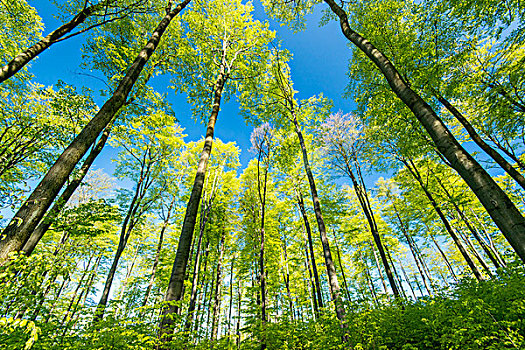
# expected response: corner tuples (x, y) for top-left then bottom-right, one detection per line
(29, 0), (355, 176)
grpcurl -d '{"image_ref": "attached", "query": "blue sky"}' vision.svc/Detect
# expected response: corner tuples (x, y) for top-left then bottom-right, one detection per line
(28, 0), (355, 176)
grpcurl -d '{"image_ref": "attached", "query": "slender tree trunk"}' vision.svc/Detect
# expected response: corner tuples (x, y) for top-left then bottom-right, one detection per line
(236, 278), (242, 350)
(399, 263), (417, 299)
(429, 232), (458, 282)
(184, 204), (208, 333)
(194, 241), (211, 338)
(362, 254), (379, 306)
(333, 233), (351, 301)
(143, 199), (175, 308)
(323, 0), (525, 263)
(434, 91), (525, 191)
(391, 202), (433, 295)
(227, 256), (235, 343)
(0, 1), (106, 83)
(344, 156), (400, 297)
(431, 172), (503, 269)
(370, 241), (388, 294)
(281, 234), (294, 319)
(291, 112), (347, 337)
(60, 256), (94, 326)
(297, 190), (323, 310)
(403, 158), (484, 281)
(93, 181), (144, 322)
(256, 150), (269, 350)
(0, 0), (191, 264)
(303, 237), (318, 318)
(159, 70), (226, 343)
(470, 208), (507, 267)
(22, 122), (114, 255)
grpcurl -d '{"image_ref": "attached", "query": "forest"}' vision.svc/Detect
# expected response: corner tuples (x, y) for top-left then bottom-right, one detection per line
(0, 0), (524, 349)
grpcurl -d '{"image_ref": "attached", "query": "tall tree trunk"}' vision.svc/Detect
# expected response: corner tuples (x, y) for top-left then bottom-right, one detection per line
(0, 1), (107, 83)
(0, 0), (191, 264)
(370, 241), (388, 293)
(184, 202), (208, 333)
(142, 198), (175, 308)
(391, 201), (433, 295)
(159, 70), (226, 343)
(93, 178), (144, 322)
(470, 208), (507, 268)
(433, 91), (525, 191)
(296, 189), (323, 310)
(431, 171), (503, 270)
(60, 256), (94, 326)
(211, 233), (225, 342)
(236, 277), (242, 350)
(344, 155), (400, 297)
(303, 236), (318, 318)
(281, 233), (294, 319)
(333, 233), (351, 301)
(227, 256), (235, 342)
(291, 111), (347, 337)
(323, 0), (525, 263)
(402, 157), (484, 281)
(399, 262), (417, 299)
(428, 231), (458, 282)
(256, 148), (269, 350)
(22, 121), (114, 255)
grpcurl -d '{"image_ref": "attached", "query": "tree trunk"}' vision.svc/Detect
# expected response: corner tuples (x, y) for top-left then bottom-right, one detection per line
(211, 233), (225, 342)
(22, 121), (114, 255)
(402, 158), (484, 281)
(159, 70), (226, 343)
(0, 0), (191, 264)
(142, 199), (174, 308)
(184, 203), (208, 333)
(296, 189), (324, 310)
(256, 148), (269, 350)
(370, 241), (388, 293)
(323, 0), (525, 263)
(391, 201), (433, 295)
(333, 233), (351, 301)
(431, 171), (503, 270)
(291, 112), (347, 337)
(93, 177), (144, 322)
(429, 231), (458, 282)
(303, 236), (318, 318)
(344, 156), (400, 297)
(0, 1), (106, 83)
(281, 233), (294, 319)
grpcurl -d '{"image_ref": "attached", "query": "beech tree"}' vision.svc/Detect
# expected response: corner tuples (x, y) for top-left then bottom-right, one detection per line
(158, 0), (274, 342)
(0, 0), (191, 264)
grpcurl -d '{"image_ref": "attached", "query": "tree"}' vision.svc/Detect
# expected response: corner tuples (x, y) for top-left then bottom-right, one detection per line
(0, 0), (191, 264)
(158, 0), (274, 342)
(320, 111), (401, 297)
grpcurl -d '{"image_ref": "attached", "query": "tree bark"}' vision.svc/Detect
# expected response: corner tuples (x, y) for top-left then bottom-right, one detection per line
(142, 198), (175, 308)
(343, 154), (400, 297)
(211, 232), (225, 342)
(296, 189), (324, 310)
(184, 200), (208, 333)
(292, 112), (347, 337)
(390, 201), (433, 295)
(0, 0), (191, 264)
(21, 121), (114, 255)
(0, 1), (106, 83)
(159, 70), (226, 343)
(323, 0), (525, 263)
